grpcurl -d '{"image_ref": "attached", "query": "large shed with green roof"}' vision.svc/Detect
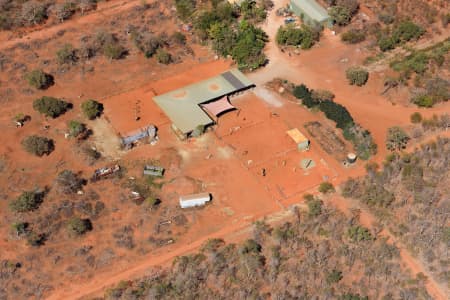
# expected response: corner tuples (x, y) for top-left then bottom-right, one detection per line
(153, 69), (254, 139)
(290, 0), (332, 28)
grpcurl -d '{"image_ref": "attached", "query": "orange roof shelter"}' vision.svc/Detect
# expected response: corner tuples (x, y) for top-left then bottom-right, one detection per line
(287, 128), (310, 151)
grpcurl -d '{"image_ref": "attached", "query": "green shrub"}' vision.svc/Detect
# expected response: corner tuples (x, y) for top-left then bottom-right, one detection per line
(21, 135), (54, 156)
(11, 222), (29, 235)
(175, 0), (196, 21)
(412, 94), (434, 108)
(346, 66), (369, 86)
(231, 21), (267, 70)
(348, 225), (372, 242)
(33, 96), (71, 118)
(9, 191), (44, 212)
(293, 84), (311, 99)
(56, 43), (77, 65)
(103, 42), (126, 60)
(171, 32), (187, 45)
(386, 126), (410, 151)
(311, 89), (335, 101)
(392, 21), (425, 43)
(67, 217), (92, 235)
(25, 69), (54, 89)
(68, 120), (86, 137)
(156, 49), (172, 64)
(410, 112), (422, 124)
(326, 269), (343, 284)
(318, 182), (335, 194)
(307, 198), (323, 217)
(378, 36), (396, 52)
(341, 29), (366, 44)
(81, 99), (103, 119)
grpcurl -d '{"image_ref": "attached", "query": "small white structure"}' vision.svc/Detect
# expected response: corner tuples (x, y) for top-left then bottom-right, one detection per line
(179, 193), (211, 209)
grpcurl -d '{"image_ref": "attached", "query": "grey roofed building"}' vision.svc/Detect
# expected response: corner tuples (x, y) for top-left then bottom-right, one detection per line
(290, 0), (332, 27)
(153, 69), (253, 136)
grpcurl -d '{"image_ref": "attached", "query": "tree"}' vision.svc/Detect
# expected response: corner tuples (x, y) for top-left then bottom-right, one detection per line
(329, 6), (352, 26)
(386, 126), (410, 151)
(231, 21), (267, 70)
(410, 112), (422, 124)
(318, 100), (354, 129)
(25, 69), (54, 90)
(55, 170), (84, 194)
(68, 120), (86, 137)
(346, 66), (369, 86)
(9, 191), (44, 212)
(56, 43), (77, 65)
(319, 182), (335, 193)
(156, 49), (172, 64)
(33, 96), (71, 118)
(67, 217), (92, 236)
(22, 136), (54, 156)
(81, 99), (103, 119)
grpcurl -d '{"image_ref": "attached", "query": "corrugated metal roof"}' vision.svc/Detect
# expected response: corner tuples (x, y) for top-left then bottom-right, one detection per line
(153, 69), (253, 134)
(291, 0), (329, 22)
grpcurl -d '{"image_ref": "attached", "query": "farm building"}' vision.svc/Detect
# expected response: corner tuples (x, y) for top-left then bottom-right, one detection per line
(153, 69), (254, 139)
(290, 0), (332, 27)
(287, 128), (310, 151)
(179, 193), (211, 208)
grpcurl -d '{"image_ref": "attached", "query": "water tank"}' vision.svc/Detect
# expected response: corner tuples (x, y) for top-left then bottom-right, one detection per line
(347, 153), (357, 163)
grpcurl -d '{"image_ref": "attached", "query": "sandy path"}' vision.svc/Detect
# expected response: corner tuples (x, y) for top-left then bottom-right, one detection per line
(0, 0), (144, 51)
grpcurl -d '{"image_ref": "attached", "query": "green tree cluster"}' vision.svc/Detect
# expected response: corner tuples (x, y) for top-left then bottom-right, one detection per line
(348, 225), (373, 242)
(276, 24), (316, 49)
(378, 21), (425, 52)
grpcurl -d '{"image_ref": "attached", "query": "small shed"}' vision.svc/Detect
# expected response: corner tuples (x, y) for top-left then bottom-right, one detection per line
(290, 0), (332, 28)
(287, 128), (310, 151)
(179, 193), (211, 209)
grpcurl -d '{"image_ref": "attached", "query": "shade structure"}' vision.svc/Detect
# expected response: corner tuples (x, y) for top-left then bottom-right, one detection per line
(201, 96), (236, 117)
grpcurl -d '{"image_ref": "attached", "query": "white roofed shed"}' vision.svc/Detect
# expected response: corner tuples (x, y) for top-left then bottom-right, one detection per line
(179, 193), (211, 208)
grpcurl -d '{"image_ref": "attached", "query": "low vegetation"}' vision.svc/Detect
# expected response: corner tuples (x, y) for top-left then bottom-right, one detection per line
(292, 83), (377, 160)
(377, 20), (425, 52)
(55, 170), (84, 194)
(68, 120), (87, 138)
(328, 0), (360, 26)
(342, 138), (450, 287)
(341, 29), (366, 44)
(102, 202), (430, 299)
(33, 96), (71, 118)
(67, 217), (92, 236)
(386, 126), (410, 151)
(21, 135), (54, 156)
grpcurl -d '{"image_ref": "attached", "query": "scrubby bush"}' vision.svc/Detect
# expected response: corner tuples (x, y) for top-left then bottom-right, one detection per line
(311, 89), (335, 101)
(81, 99), (103, 119)
(341, 29), (365, 44)
(68, 120), (86, 137)
(95, 32), (126, 60)
(319, 182), (335, 194)
(67, 217), (92, 235)
(22, 135), (54, 156)
(21, 1), (48, 25)
(175, 0), (196, 21)
(54, 1), (76, 22)
(9, 191), (44, 212)
(25, 69), (54, 90)
(378, 21), (425, 52)
(56, 43), (77, 65)
(329, 6), (352, 26)
(386, 126), (410, 151)
(307, 198), (323, 217)
(410, 112), (422, 124)
(156, 49), (172, 64)
(326, 269), (343, 284)
(346, 66), (369, 86)
(33, 96), (70, 118)
(171, 32), (186, 45)
(343, 124), (377, 160)
(348, 225), (372, 242)
(55, 170), (84, 194)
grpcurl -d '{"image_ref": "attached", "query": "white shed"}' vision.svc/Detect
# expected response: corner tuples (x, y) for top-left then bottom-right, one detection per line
(179, 193), (211, 208)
